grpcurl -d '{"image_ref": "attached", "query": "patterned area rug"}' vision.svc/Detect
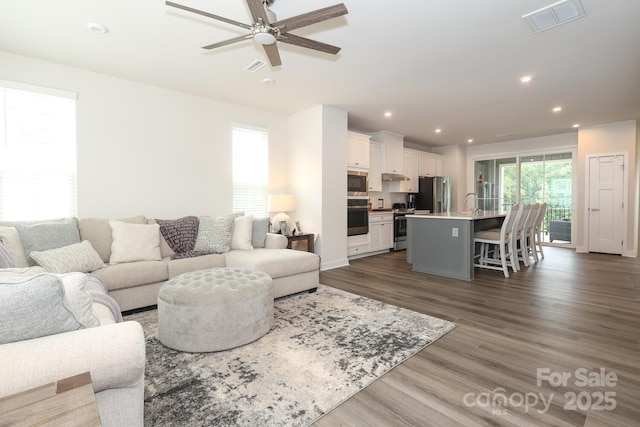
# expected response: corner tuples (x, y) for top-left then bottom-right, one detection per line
(125, 284), (456, 426)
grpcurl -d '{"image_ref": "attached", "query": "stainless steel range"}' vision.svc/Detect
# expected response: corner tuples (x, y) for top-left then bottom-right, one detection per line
(391, 203), (415, 251)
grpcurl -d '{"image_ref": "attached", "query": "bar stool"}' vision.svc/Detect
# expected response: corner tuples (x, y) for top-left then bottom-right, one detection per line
(474, 204), (520, 278)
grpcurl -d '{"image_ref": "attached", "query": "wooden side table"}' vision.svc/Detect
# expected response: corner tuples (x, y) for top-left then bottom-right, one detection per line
(286, 233), (315, 253)
(0, 372), (101, 426)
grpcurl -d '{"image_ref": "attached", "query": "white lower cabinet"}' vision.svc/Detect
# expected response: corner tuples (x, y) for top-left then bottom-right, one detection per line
(348, 213), (394, 258)
(369, 213), (394, 252)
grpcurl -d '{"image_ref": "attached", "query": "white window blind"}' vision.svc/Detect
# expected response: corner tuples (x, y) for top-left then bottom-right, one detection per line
(232, 125), (269, 217)
(0, 82), (77, 221)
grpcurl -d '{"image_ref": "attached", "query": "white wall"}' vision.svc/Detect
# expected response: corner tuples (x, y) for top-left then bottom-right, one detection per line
(577, 120), (638, 256)
(289, 106), (349, 270)
(0, 51), (289, 219)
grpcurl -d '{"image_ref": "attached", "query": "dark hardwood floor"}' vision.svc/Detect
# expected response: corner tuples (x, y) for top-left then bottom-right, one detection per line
(315, 247), (640, 426)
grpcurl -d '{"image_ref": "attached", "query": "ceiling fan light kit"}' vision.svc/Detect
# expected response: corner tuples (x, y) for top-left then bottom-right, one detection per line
(253, 28), (278, 45)
(166, 0), (348, 66)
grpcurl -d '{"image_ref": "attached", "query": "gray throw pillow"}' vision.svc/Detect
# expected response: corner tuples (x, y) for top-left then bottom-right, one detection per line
(0, 242), (16, 268)
(193, 216), (234, 254)
(252, 217), (270, 248)
(15, 218), (80, 266)
(30, 240), (105, 274)
(0, 274), (85, 344)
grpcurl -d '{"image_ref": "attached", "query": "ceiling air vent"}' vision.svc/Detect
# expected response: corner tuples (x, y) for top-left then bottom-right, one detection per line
(523, 0), (586, 33)
(244, 60), (267, 73)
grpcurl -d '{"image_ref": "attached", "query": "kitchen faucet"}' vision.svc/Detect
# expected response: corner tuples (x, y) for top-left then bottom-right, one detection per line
(463, 192), (481, 214)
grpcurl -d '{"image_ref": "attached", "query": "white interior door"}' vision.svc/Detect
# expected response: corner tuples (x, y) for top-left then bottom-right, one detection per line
(588, 155), (624, 254)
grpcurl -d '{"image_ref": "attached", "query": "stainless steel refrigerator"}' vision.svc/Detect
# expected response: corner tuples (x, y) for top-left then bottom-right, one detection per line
(415, 176), (451, 213)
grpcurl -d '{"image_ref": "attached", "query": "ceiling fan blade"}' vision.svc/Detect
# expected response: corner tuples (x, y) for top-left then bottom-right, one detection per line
(202, 34), (253, 50)
(273, 3), (348, 33)
(166, 1), (252, 30)
(278, 33), (341, 55)
(245, 0), (271, 24)
(262, 43), (282, 66)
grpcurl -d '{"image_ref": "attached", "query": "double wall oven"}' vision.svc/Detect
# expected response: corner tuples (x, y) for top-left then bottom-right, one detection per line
(347, 171), (369, 236)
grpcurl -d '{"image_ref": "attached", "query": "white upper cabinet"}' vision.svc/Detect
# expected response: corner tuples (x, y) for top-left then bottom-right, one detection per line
(369, 141), (383, 192)
(418, 152), (444, 176)
(370, 131), (404, 174)
(389, 148), (419, 193)
(347, 131), (370, 169)
(402, 149), (419, 192)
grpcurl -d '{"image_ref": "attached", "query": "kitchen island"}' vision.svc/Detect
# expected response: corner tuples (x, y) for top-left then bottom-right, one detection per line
(407, 211), (506, 280)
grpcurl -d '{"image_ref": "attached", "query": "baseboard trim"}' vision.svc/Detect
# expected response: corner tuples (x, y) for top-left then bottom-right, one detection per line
(320, 259), (350, 271)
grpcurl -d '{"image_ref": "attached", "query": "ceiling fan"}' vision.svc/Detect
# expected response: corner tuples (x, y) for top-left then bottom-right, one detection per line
(166, 0), (348, 67)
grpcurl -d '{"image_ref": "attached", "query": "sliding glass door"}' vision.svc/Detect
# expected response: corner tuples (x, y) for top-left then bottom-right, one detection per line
(473, 151), (574, 246)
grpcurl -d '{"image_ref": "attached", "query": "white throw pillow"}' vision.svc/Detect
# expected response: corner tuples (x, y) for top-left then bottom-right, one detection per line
(57, 272), (100, 328)
(30, 240), (105, 274)
(231, 215), (254, 250)
(109, 221), (162, 264)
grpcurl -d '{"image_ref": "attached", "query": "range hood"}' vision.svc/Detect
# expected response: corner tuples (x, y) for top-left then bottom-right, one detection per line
(381, 172), (409, 182)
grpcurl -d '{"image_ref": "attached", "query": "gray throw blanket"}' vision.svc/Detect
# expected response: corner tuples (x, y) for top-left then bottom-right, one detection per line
(86, 274), (123, 322)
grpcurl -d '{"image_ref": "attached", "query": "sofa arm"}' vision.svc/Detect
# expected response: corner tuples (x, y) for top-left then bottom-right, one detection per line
(0, 321), (145, 426)
(265, 233), (288, 249)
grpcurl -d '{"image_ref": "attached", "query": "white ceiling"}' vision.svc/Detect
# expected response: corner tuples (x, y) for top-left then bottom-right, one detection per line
(1, 0), (639, 147)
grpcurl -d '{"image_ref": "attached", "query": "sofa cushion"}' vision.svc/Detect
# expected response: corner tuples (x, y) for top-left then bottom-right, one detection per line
(231, 214), (254, 250)
(30, 240), (105, 274)
(0, 226), (29, 267)
(78, 215), (147, 263)
(57, 272), (101, 328)
(0, 242), (16, 268)
(0, 266), (46, 277)
(166, 254), (226, 279)
(91, 261), (168, 292)
(109, 221), (162, 264)
(15, 218), (80, 266)
(252, 217), (270, 248)
(155, 216), (200, 255)
(193, 216), (234, 254)
(0, 274), (85, 344)
(224, 248), (319, 279)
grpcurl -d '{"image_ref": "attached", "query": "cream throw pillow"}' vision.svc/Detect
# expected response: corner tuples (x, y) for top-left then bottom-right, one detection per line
(231, 215), (254, 250)
(109, 221), (161, 264)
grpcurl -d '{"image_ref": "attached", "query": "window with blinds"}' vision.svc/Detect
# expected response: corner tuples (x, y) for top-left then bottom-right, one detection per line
(232, 125), (269, 217)
(0, 82), (77, 221)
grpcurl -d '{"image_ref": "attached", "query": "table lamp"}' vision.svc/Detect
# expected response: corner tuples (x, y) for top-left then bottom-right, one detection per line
(268, 194), (296, 235)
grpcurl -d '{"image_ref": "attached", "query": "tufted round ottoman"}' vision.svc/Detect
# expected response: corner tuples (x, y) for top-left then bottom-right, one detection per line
(158, 267), (274, 352)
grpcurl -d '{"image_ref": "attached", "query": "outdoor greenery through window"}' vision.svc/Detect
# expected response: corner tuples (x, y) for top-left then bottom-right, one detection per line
(474, 151), (573, 244)
(0, 81), (77, 221)
(232, 125), (269, 218)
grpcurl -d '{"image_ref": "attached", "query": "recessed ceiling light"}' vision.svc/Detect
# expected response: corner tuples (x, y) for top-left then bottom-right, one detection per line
(86, 22), (108, 34)
(572, 124), (580, 128)
(384, 112), (392, 118)
(467, 139), (474, 143)
(262, 78), (275, 85)
(435, 128), (442, 133)
(520, 75), (533, 84)
(552, 106), (563, 113)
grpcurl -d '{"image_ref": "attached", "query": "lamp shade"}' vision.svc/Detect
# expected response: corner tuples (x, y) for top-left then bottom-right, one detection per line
(268, 194), (296, 213)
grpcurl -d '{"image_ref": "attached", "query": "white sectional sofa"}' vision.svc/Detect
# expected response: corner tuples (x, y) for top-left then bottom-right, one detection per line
(0, 214), (320, 310)
(0, 214), (320, 426)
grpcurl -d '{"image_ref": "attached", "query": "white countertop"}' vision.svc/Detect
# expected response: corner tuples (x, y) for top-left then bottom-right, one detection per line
(410, 211), (506, 220)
